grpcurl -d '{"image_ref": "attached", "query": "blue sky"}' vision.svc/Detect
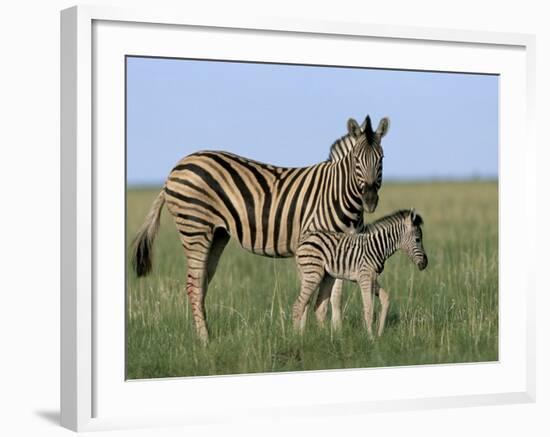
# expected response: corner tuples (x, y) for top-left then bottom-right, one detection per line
(126, 57), (498, 186)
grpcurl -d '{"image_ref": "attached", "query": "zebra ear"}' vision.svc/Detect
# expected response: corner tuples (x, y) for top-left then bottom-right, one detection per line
(347, 118), (361, 138)
(376, 117), (390, 138)
(409, 209), (424, 226)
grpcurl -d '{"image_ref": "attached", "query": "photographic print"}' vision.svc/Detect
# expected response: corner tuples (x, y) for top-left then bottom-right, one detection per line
(126, 57), (498, 379)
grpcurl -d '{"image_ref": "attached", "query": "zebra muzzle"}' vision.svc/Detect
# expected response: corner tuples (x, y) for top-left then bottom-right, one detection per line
(362, 189), (379, 214)
(418, 254), (428, 270)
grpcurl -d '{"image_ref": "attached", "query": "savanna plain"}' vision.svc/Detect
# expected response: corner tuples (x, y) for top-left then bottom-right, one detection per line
(126, 181), (498, 379)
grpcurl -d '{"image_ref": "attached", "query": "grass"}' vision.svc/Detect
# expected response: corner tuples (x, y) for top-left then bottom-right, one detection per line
(126, 181), (498, 379)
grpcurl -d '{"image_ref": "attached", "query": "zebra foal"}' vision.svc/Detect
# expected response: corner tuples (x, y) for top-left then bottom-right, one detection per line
(293, 209), (427, 337)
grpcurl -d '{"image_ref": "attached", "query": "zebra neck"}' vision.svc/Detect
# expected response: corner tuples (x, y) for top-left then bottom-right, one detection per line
(330, 152), (363, 221)
(328, 134), (356, 161)
(364, 223), (402, 266)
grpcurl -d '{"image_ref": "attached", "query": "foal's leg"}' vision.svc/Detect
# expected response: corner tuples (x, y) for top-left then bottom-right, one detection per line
(293, 272), (324, 333)
(299, 302), (309, 332)
(358, 271), (376, 339)
(375, 282), (390, 336)
(330, 279), (344, 330)
(313, 276), (336, 326)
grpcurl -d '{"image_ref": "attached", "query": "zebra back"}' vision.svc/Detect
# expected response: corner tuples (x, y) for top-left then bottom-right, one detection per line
(165, 148), (364, 258)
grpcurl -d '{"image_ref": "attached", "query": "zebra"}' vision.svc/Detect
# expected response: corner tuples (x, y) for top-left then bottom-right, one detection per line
(293, 209), (427, 337)
(316, 116), (387, 329)
(131, 115), (390, 342)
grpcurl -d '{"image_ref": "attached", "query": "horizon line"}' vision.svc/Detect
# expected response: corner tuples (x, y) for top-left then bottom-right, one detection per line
(126, 176), (498, 189)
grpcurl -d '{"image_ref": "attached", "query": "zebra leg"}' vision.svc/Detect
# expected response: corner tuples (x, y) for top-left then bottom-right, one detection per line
(358, 271), (376, 339)
(178, 227), (217, 344)
(375, 283), (390, 336)
(188, 230), (230, 343)
(299, 303), (309, 332)
(329, 279), (344, 330)
(185, 256), (210, 344)
(314, 276), (336, 326)
(205, 228), (230, 285)
(293, 273), (323, 333)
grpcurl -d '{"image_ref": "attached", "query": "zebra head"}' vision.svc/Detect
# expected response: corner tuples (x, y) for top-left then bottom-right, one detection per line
(401, 209), (428, 270)
(347, 115), (390, 214)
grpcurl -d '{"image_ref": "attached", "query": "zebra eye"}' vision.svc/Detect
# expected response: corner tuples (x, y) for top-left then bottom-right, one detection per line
(415, 237), (421, 243)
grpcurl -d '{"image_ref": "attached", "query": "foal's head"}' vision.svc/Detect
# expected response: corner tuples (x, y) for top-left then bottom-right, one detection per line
(400, 209), (428, 270)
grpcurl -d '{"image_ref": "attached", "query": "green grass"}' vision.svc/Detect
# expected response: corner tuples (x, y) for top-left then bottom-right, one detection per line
(126, 181), (498, 379)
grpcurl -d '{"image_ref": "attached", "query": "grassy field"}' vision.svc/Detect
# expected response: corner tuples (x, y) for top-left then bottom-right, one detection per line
(126, 181), (498, 379)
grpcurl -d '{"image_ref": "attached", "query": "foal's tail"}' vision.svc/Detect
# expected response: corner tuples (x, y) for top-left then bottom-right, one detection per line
(131, 187), (166, 277)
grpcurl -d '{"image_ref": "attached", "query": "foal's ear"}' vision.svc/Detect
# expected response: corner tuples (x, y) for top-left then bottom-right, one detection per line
(409, 209), (424, 226)
(347, 118), (362, 138)
(376, 117), (390, 138)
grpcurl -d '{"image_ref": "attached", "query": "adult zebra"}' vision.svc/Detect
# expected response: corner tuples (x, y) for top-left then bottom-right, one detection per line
(131, 115), (390, 342)
(314, 115), (388, 329)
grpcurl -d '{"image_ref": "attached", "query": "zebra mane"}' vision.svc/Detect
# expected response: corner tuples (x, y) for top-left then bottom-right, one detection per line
(364, 209), (422, 233)
(327, 133), (356, 162)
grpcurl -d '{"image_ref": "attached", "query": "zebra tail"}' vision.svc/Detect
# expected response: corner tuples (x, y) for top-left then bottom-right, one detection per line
(131, 187), (166, 277)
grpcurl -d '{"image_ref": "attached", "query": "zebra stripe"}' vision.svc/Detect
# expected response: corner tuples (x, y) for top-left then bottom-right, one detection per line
(293, 209), (427, 336)
(131, 116), (390, 342)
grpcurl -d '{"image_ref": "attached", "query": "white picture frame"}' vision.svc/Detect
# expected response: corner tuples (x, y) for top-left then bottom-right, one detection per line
(60, 5), (536, 432)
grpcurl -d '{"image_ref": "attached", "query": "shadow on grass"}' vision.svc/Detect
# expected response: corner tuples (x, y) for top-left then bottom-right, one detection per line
(385, 311), (401, 328)
(271, 347), (303, 368)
